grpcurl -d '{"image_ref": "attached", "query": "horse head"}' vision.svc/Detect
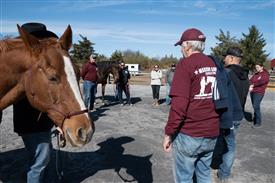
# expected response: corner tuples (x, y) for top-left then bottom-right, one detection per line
(17, 25), (94, 147)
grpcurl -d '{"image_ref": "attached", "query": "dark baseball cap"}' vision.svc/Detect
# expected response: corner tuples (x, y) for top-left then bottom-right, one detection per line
(174, 28), (206, 46)
(223, 47), (243, 58)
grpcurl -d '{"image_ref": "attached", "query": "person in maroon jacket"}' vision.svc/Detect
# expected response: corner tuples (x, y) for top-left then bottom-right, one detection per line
(81, 55), (98, 110)
(249, 63), (270, 128)
(162, 28), (219, 183)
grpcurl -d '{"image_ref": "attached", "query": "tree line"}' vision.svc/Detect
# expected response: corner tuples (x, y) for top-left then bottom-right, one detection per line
(65, 25), (273, 72)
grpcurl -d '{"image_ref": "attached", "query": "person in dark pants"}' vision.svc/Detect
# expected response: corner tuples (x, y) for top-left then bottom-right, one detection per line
(117, 62), (132, 106)
(150, 65), (162, 106)
(13, 22), (58, 183)
(165, 64), (176, 105)
(249, 63), (269, 128)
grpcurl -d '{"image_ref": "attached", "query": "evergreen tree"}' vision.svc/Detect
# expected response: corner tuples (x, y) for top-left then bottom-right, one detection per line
(211, 29), (239, 61)
(110, 50), (124, 62)
(159, 54), (179, 68)
(70, 34), (97, 64)
(96, 54), (109, 62)
(240, 25), (269, 71)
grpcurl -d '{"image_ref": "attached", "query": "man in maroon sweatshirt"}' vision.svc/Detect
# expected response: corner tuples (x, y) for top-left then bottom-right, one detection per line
(163, 28), (219, 183)
(81, 55), (98, 110)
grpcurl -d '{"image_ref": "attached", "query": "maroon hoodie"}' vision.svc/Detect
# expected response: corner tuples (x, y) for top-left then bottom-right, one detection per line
(165, 53), (219, 138)
(250, 69), (269, 95)
(81, 61), (98, 82)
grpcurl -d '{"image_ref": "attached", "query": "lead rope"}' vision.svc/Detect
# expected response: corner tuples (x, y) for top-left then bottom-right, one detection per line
(56, 133), (64, 181)
(52, 129), (64, 181)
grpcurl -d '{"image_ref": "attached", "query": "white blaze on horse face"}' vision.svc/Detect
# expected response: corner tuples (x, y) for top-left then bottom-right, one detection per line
(63, 56), (86, 111)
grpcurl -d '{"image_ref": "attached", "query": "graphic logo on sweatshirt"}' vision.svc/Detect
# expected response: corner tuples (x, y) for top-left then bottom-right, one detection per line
(194, 67), (216, 99)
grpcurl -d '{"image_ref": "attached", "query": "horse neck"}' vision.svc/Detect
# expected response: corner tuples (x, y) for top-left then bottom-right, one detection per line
(0, 49), (33, 90)
(97, 68), (110, 83)
(3, 46), (33, 65)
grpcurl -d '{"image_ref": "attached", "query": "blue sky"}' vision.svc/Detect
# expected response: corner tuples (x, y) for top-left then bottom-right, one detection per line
(1, 0), (274, 59)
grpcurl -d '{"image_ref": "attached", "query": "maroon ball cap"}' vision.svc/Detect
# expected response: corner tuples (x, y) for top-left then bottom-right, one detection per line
(174, 28), (206, 46)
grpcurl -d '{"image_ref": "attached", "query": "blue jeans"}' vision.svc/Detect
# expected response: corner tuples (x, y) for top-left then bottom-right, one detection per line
(166, 84), (171, 105)
(217, 122), (240, 180)
(22, 131), (52, 183)
(250, 92), (264, 125)
(83, 80), (97, 110)
(172, 133), (217, 183)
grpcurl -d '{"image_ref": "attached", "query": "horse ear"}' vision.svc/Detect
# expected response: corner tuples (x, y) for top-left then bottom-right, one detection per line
(59, 25), (72, 51)
(17, 24), (41, 55)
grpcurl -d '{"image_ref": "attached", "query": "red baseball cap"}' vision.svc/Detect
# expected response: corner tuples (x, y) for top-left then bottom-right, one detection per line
(174, 28), (206, 46)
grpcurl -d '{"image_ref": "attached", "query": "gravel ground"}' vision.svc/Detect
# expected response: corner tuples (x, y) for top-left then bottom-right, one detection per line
(0, 84), (274, 183)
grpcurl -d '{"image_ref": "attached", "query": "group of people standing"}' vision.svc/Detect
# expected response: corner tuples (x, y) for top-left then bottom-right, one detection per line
(81, 58), (132, 109)
(3, 23), (270, 183)
(162, 28), (270, 183)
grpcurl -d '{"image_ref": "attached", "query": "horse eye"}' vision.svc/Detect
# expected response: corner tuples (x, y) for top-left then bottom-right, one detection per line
(48, 75), (58, 82)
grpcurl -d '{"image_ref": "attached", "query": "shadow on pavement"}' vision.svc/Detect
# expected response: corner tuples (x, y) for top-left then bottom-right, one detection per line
(0, 136), (153, 183)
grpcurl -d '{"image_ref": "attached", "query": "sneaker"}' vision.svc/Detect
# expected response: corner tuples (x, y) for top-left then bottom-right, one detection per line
(252, 124), (262, 128)
(120, 103), (124, 106)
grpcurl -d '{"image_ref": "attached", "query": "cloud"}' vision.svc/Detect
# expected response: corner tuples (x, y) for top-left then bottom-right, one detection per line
(37, 0), (136, 12)
(1, 20), (176, 45)
(194, 1), (206, 8)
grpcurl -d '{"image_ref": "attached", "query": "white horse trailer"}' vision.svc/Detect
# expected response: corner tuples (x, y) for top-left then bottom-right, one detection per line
(125, 64), (140, 76)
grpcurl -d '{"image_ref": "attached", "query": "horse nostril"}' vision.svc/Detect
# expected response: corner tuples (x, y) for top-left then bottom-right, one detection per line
(77, 128), (87, 142)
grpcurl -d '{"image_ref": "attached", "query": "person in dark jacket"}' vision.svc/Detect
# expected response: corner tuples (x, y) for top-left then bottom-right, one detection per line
(163, 28), (219, 183)
(117, 62), (132, 106)
(215, 47), (249, 183)
(13, 22), (57, 183)
(81, 55), (98, 110)
(165, 64), (176, 105)
(249, 63), (270, 128)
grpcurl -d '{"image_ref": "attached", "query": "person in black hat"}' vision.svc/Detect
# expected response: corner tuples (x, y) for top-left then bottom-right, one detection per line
(165, 63), (176, 105)
(216, 46), (249, 182)
(13, 22), (58, 183)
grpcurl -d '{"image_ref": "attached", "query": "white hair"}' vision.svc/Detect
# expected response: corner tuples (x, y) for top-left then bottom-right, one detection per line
(182, 40), (205, 52)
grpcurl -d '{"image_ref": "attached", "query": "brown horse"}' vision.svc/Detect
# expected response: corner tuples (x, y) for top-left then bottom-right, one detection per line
(0, 25), (94, 147)
(96, 61), (120, 101)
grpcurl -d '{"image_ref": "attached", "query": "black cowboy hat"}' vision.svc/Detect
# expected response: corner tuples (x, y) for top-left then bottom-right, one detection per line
(21, 22), (58, 39)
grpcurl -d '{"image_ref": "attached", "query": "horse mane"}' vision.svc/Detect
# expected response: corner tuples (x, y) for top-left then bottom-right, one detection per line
(96, 60), (120, 84)
(96, 60), (119, 69)
(0, 37), (59, 55)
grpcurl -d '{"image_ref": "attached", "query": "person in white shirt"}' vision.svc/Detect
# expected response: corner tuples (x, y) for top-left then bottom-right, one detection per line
(150, 65), (162, 106)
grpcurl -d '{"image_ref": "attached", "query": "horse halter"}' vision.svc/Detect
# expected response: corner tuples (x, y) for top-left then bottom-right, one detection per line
(47, 107), (88, 129)
(28, 65), (89, 129)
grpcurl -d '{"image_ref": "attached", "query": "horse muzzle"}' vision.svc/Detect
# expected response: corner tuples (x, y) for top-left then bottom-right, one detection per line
(64, 126), (94, 147)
